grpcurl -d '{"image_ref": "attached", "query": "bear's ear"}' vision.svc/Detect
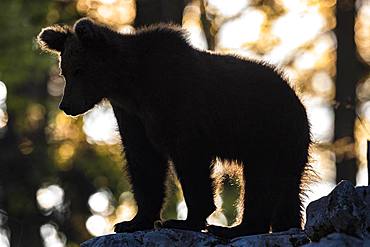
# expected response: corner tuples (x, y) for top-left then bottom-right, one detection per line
(37, 26), (69, 53)
(74, 18), (105, 46)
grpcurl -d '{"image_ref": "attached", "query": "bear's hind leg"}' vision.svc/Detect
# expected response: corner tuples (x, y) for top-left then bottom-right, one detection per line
(271, 148), (306, 232)
(271, 177), (302, 232)
(159, 155), (216, 231)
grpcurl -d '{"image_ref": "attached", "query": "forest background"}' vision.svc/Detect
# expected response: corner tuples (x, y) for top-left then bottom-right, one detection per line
(0, 0), (369, 246)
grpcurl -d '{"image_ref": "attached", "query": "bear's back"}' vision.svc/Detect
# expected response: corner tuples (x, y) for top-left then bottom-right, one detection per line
(129, 25), (308, 154)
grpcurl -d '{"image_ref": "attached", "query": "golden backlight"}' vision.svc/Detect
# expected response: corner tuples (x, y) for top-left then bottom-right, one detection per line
(35, 0), (367, 237)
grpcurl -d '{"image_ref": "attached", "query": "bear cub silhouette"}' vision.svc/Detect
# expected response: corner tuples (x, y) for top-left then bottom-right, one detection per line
(38, 18), (311, 238)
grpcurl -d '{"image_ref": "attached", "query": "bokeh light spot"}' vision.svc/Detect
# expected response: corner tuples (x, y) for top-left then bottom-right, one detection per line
(37, 185), (64, 212)
(176, 200), (187, 220)
(57, 143), (75, 163)
(100, 0), (116, 5)
(97, 5), (113, 19)
(88, 190), (112, 215)
(305, 97), (334, 143)
(207, 0), (249, 18)
(77, 0), (136, 28)
(360, 101), (370, 122)
(355, 2), (370, 64)
(217, 8), (265, 49)
(207, 211), (228, 227)
(0, 228), (10, 247)
(86, 215), (108, 236)
(0, 81), (7, 105)
(18, 138), (34, 155)
(0, 109), (8, 129)
(83, 102), (120, 145)
(115, 191), (136, 223)
(40, 223), (66, 247)
(311, 71), (334, 95)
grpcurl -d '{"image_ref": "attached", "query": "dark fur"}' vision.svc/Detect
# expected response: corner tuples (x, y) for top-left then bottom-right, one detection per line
(37, 18), (311, 238)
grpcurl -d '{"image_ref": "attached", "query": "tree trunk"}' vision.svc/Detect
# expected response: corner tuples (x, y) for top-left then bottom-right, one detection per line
(134, 0), (186, 27)
(334, 0), (361, 184)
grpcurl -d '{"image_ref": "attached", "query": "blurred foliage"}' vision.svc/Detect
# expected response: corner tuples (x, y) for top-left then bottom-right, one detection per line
(0, 0), (132, 246)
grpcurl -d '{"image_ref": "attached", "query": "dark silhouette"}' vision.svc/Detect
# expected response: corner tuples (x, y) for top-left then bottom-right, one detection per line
(37, 18), (311, 238)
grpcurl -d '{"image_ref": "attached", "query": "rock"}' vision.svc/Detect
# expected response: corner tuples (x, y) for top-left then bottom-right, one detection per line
(230, 228), (309, 247)
(81, 229), (219, 247)
(302, 233), (364, 247)
(80, 228), (309, 247)
(81, 181), (370, 247)
(355, 185), (370, 232)
(305, 180), (368, 241)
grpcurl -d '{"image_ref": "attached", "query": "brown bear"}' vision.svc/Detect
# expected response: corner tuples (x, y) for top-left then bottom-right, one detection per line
(37, 18), (311, 238)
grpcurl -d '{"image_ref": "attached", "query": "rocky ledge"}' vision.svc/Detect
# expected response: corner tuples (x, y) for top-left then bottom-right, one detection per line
(81, 181), (370, 247)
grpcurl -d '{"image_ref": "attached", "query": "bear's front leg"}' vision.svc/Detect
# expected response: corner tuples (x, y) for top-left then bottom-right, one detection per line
(158, 153), (216, 231)
(112, 106), (168, 233)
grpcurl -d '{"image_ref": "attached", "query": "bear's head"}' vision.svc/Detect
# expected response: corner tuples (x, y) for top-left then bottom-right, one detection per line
(38, 18), (119, 116)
